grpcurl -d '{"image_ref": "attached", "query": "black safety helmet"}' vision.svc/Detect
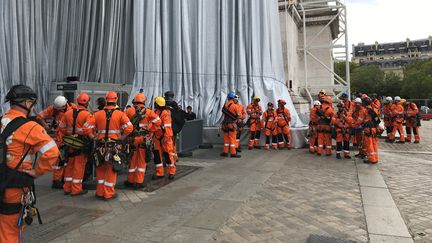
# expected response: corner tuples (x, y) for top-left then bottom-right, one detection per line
(164, 91), (175, 99)
(5, 85), (37, 104)
(97, 97), (106, 110)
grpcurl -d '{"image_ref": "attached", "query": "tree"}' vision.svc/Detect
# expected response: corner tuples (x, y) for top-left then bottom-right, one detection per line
(350, 65), (385, 95)
(334, 61), (357, 81)
(380, 72), (402, 97)
(401, 60), (432, 99)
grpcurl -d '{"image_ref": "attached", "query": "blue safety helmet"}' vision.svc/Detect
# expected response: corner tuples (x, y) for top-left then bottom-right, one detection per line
(227, 92), (235, 99)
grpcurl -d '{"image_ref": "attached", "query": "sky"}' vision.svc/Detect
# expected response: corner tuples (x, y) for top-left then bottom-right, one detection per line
(345, 0), (432, 51)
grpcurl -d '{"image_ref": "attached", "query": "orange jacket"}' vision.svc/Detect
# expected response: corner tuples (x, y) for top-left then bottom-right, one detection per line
(358, 105), (379, 126)
(405, 103), (419, 118)
(261, 109), (277, 129)
(59, 105), (94, 137)
(237, 103), (247, 120)
(276, 107), (291, 127)
(91, 105), (133, 140)
(332, 111), (353, 131)
(372, 99), (381, 112)
(246, 103), (262, 122)
(391, 103), (405, 123)
(1, 108), (59, 204)
(125, 105), (161, 145)
(343, 100), (354, 113)
(351, 106), (366, 127)
(155, 108), (174, 138)
(310, 106), (320, 125)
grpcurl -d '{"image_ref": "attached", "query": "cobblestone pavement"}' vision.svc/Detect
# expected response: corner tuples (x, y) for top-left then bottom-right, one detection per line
(212, 150), (367, 243)
(25, 122), (432, 243)
(378, 121), (432, 243)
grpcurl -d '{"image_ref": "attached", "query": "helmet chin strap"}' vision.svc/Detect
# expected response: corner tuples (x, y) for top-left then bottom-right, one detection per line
(15, 100), (36, 118)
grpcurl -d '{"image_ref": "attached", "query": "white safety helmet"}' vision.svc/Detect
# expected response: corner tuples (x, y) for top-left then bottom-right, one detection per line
(354, 98), (362, 103)
(394, 96), (401, 102)
(53, 95), (67, 110)
(313, 100), (321, 106)
(385, 96), (393, 102)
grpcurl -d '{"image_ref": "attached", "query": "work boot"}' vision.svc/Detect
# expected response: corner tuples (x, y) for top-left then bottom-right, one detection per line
(236, 148), (242, 153)
(354, 153), (365, 158)
(336, 153), (341, 159)
(254, 146), (261, 149)
(152, 174), (165, 180)
(287, 144), (292, 150)
(104, 194), (118, 201)
(363, 160), (371, 164)
(414, 141), (420, 144)
(220, 152), (229, 157)
(264, 145), (270, 150)
(71, 190), (88, 197)
(168, 174), (175, 180)
(316, 153), (321, 156)
(51, 180), (63, 189)
(326, 153), (332, 156)
(64, 191), (71, 195)
(396, 140), (405, 144)
(248, 146), (253, 150)
(344, 155), (352, 159)
(95, 194), (104, 200)
(230, 154), (241, 158)
(124, 180), (135, 188)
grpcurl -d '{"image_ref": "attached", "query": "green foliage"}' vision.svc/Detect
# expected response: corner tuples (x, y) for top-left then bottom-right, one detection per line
(350, 65), (385, 95)
(401, 60), (432, 99)
(334, 59), (432, 98)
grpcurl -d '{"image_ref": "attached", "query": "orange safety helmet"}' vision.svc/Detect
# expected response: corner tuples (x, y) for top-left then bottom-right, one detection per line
(324, 96), (332, 104)
(106, 91), (118, 103)
(133, 93), (146, 104)
(77, 93), (90, 106)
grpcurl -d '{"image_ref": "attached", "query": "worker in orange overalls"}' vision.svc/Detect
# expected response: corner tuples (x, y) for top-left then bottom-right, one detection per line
(371, 93), (381, 115)
(59, 93), (94, 196)
(358, 97), (381, 164)
(388, 96), (405, 143)
(246, 96), (262, 149)
(332, 102), (353, 159)
(382, 96), (394, 140)
(153, 96), (178, 179)
(234, 95), (247, 152)
(262, 102), (278, 150)
(124, 92), (161, 188)
(89, 91), (133, 200)
(275, 99), (292, 149)
(0, 85), (59, 243)
(340, 93), (354, 113)
(318, 89), (333, 107)
(316, 96), (334, 156)
(220, 92), (242, 157)
(309, 100), (321, 153)
(351, 98), (365, 151)
(37, 96), (74, 189)
(404, 101), (420, 143)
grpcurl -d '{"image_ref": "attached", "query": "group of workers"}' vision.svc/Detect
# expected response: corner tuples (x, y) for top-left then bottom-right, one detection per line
(0, 84), (182, 242)
(220, 92), (292, 158)
(308, 90), (421, 164)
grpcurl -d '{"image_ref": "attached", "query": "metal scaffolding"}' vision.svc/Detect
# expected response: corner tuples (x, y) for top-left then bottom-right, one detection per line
(281, 0), (351, 103)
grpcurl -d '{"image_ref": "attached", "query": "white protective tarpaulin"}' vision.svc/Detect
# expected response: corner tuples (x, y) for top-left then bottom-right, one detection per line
(0, 0), (304, 127)
(131, 0), (303, 127)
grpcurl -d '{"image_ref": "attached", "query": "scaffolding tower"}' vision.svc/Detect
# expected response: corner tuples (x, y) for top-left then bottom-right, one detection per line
(280, 0), (351, 103)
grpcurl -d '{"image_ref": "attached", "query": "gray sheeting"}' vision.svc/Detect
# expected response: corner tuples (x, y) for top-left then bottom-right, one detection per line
(0, 0), (304, 127)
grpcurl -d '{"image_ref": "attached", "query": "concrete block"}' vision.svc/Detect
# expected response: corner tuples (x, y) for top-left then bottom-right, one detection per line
(361, 187), (397, 208)
(369, 234), (413, 243)
(364, 205), (411, 238)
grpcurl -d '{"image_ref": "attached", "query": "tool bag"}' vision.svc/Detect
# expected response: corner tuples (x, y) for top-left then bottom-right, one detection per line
(62, 109), (90, 153)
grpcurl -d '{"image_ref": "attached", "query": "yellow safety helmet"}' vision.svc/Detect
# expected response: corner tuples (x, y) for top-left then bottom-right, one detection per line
(253, 96), (260, 101)
(400, 99), (406, 104)
(154, 96), (166, 107)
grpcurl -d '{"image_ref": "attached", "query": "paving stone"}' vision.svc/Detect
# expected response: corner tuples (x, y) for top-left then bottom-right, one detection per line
(369, 234), (414, 243)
